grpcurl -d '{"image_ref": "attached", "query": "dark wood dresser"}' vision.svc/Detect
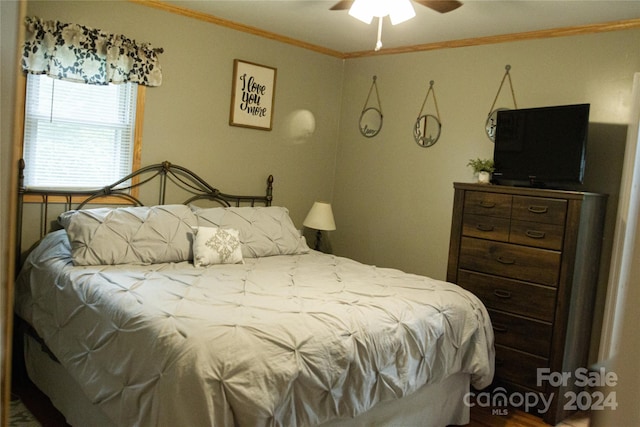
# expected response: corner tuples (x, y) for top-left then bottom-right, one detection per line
(446, 182), (607, 425)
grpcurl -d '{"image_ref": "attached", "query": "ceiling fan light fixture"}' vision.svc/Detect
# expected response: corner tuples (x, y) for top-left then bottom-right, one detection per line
(349, 0), (416, 25)
(348, 0), (376, 24)
(389, 0), (416, 25)
(348, 0), (417, 51)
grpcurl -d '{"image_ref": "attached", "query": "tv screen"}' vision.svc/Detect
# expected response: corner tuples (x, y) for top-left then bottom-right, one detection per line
(492, 103), (590, 188)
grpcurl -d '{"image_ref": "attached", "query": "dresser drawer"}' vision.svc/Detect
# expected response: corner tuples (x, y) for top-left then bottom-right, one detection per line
(463, 191), (512, 218)
(509, 220), (565, 250)
(462, 214), (510, 241)
(459, 237), (561, 286)
(457, 270), (556, 321)
(495, 345), (548, 392)
(489, 309), (552, 357)
(512, 196), (567, 225)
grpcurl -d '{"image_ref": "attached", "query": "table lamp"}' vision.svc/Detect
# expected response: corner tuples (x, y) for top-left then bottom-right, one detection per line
(303, 201), (336, 251)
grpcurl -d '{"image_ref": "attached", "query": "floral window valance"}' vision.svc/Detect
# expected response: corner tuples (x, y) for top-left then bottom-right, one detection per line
(22, 16), (163, 86)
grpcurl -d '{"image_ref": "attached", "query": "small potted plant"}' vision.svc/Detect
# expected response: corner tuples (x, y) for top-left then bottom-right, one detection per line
(467, 158), (495, 184)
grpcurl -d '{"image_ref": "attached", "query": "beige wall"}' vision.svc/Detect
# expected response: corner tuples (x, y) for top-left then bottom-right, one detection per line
(25, 0), (344, 230)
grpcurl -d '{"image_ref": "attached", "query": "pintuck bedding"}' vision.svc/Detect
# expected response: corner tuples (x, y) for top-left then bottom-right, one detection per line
(15, 205), (494, 427)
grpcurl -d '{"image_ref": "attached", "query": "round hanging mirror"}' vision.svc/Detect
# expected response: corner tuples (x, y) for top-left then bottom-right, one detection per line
(414, 114), (441, 148)
(485, 108), (508, 142)
(359, 107), (383, 138)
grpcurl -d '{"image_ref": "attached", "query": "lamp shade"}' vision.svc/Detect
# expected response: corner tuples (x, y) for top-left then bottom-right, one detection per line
(303, 202), (336, 231)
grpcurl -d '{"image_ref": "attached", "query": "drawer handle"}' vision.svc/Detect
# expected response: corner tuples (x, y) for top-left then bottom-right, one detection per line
(479, 201), (496, 209)
(528, 205), (549, 214)
(496, 256), (515, 265)
(476, 224), (495, 232)
(493, 324), (508, 333)
(525, 229), (546, 239)
(493, 289), (512, 299)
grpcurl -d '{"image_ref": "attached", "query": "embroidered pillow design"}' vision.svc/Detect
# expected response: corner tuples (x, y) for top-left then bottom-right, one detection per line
(193, 227), (243, 267)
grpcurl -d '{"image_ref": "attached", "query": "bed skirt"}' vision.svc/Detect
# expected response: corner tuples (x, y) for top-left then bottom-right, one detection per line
(24, 334), (470, 426)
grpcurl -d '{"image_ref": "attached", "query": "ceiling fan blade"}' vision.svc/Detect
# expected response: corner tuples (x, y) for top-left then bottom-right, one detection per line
(330, 1), (354, 11)
(415, 0), (463, 13)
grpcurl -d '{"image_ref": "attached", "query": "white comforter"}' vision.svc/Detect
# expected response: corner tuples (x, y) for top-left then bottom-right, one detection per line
(15, 230), (494, 426)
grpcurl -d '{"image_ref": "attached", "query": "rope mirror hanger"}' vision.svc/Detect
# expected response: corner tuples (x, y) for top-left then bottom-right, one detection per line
(359, 75), (383, 138)
(485, 64), (518, 142)
(414, 80), (441, 148)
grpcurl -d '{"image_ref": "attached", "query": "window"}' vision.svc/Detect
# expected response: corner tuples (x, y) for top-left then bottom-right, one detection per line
(22, 74), (140, 189)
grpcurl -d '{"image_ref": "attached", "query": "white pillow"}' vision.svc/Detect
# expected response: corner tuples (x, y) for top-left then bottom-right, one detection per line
(61, 204), (197, 266)
(193, 227), (243, 267)
(191, 206), (310, 258)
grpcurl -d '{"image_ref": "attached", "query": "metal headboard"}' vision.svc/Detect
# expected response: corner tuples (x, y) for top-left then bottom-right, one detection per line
(16, 159), (273, 268)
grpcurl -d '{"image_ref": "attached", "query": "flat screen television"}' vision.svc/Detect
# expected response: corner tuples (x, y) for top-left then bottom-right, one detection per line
(492, 103), (590, 188)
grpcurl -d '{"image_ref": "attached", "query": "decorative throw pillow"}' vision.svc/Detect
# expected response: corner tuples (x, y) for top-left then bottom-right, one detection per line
(190, 206), (310, 258)
(193, 227), (243, 267)
(61, 204), (197, 265)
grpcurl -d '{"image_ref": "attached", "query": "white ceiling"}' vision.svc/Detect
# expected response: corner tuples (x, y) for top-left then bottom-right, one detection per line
(162, 0), (640, 54)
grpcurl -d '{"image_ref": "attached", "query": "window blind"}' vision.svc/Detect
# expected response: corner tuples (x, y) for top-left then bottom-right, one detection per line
(23, 74), (137, 189)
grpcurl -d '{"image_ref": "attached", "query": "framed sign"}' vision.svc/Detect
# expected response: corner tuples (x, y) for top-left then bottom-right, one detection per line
(229, 59), (277, 131)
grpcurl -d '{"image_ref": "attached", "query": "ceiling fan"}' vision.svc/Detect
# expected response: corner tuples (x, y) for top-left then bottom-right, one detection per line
(330, 0), (463, 14)
(332, 0), (462, 51)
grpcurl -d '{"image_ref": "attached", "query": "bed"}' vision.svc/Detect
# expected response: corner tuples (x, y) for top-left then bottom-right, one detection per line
(13, 160), (494, 427)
